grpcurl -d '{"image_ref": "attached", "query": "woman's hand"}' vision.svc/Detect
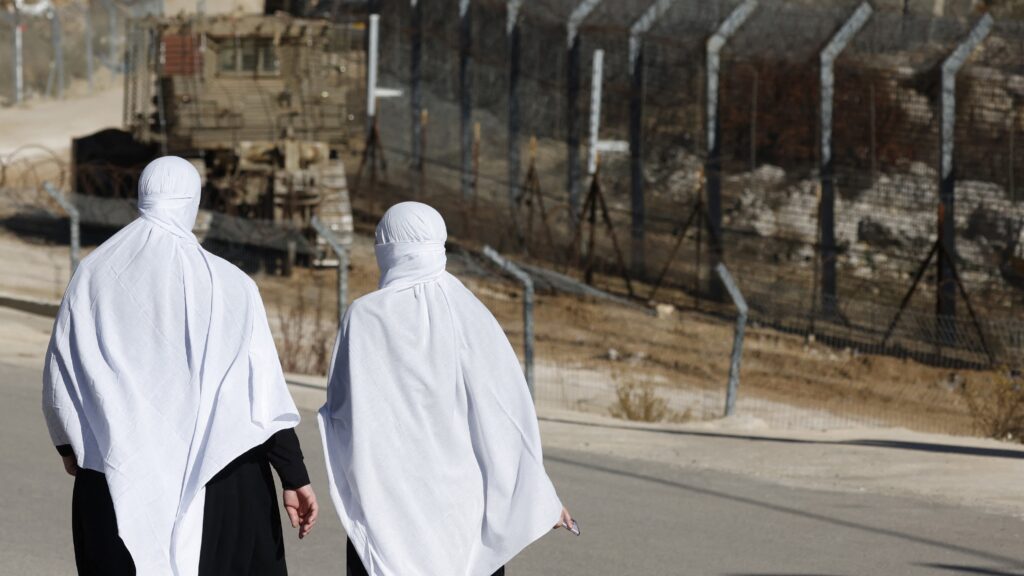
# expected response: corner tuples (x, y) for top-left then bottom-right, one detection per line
(283, 484), (319, 539)
(554, 506), (574, 531)
(61, 455), (78, 477)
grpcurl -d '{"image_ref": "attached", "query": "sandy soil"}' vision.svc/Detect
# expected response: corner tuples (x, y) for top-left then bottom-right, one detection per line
(0, 85), (122, 159)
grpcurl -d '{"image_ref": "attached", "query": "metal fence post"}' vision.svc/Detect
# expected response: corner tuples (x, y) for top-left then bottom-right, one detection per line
(507, 0), (523, 218)
(106, 0), (118, 73)
(15, 11), (24, 104)
(819, 2), (872, 317)
(410, 0), (422, 191)
(366, 14), (380, 138)
(627, 0), (676, 280)
(705, 0), (757, 299)
(43, 182), (80, 275)
(938, 14), (993, 321)
(587, 49), (604, 177)
(566, 0), (603, 227)
(482, 245), (535, 399)
(715, 263), (747, 417)
(311, 217), (350, 326)
(85, 3), (94, 93)
(459, 0), (473, 201)
(52, 8), (65, 99)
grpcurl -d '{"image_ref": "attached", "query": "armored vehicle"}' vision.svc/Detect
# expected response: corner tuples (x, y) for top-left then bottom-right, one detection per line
(72, 13), (359, 264)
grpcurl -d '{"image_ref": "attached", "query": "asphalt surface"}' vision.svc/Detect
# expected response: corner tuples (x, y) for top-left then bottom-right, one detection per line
(4, 360), (1024, 575)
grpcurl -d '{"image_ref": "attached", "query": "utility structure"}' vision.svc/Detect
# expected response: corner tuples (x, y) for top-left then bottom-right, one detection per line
(568, 48), (634, 296)
(705, 0), (757, 299)
(565, 0), (603, 226)
(818, 1), (872, 318)
(627, 0), (678, 281)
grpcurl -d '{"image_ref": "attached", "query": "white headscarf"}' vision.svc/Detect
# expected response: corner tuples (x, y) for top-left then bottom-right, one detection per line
(318, 202), (562, 576)
(42, 156), (300, 575)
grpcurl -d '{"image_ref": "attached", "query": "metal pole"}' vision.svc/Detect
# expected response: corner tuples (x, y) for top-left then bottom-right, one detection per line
(43, 182), (80, 275)
(628, 0), (676, 281)
(819, 2), (872, 317)
(410, 0), (422, 189)
(311, 217), (350, 326)
(366, 14), (379, 138)
(459, 0), (473, 200)
(1011, 113), (1016, 202)
(586, 49), (604, 177)
(567, 35), (582, 223)
(54, 9), (64, 99)
(706, 0), (757, 300)
(567, 0), (603, 226)
(715, 263), (747, 417)
(483, 246), (535, 398)
(85, 2), (95, 93)
(122, 21), (131, 126)
(152, 27), (167, 156)
(14, 12), (24, 104)
(107, 0), (117, 72)
(937, 14), (993, 322)
(507, 0), (522, 217)
(750, 68), (757, 172)
(628, 45), (645, 279)
(338, 247), (349, 322)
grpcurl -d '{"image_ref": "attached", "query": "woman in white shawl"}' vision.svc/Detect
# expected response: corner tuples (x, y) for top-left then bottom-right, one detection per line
(319, 201), (575, 576)
(42, 156), (318, 576)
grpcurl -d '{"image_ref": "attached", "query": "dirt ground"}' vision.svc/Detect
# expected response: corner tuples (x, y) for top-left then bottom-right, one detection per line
(0, 216), (997, 437)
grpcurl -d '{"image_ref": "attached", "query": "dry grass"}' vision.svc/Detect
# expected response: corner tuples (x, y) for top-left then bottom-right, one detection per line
(610, 381), (671, 422)
(273, 274), (335, 375)
(962, 371), (1024, 442)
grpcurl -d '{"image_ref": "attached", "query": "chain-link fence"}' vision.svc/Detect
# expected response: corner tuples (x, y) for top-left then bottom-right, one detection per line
(358, 0), (1024, 374)
(3, 0), (1024, 438)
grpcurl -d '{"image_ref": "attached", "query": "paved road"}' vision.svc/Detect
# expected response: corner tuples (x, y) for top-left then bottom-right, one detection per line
(4, 360), (1024, 575)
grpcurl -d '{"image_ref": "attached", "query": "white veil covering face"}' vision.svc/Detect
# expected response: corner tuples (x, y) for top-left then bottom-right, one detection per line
(318, 202), (563, 576)
(42, 156), (300, 575)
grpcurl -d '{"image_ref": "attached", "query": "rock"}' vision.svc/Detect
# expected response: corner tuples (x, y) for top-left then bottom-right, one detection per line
(606, 348), (621, 362)
(654, 303), (675, 319)
(857, 218), (902, 249)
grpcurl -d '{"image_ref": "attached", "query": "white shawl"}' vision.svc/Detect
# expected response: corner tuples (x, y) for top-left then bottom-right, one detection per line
(41, 157), (300, 575)
(318, 202), (562, 576)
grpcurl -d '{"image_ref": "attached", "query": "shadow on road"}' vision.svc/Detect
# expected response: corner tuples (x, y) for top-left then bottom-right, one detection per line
(918, 563), (1024, 575)
(540, 417), (1024, 460)
(546, 453), (1024, 568)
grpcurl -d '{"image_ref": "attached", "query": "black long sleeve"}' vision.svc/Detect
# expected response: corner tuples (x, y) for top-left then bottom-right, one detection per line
(56, 444), (74, 457)
(264, 428), (310, 490)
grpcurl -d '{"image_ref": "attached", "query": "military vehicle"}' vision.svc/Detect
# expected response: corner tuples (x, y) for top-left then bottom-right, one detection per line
(71, 12), (359, 266)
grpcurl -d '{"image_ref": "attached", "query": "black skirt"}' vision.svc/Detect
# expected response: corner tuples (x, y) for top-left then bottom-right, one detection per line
(345, 538), (506, 576)
(69, 429), (309, 576)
